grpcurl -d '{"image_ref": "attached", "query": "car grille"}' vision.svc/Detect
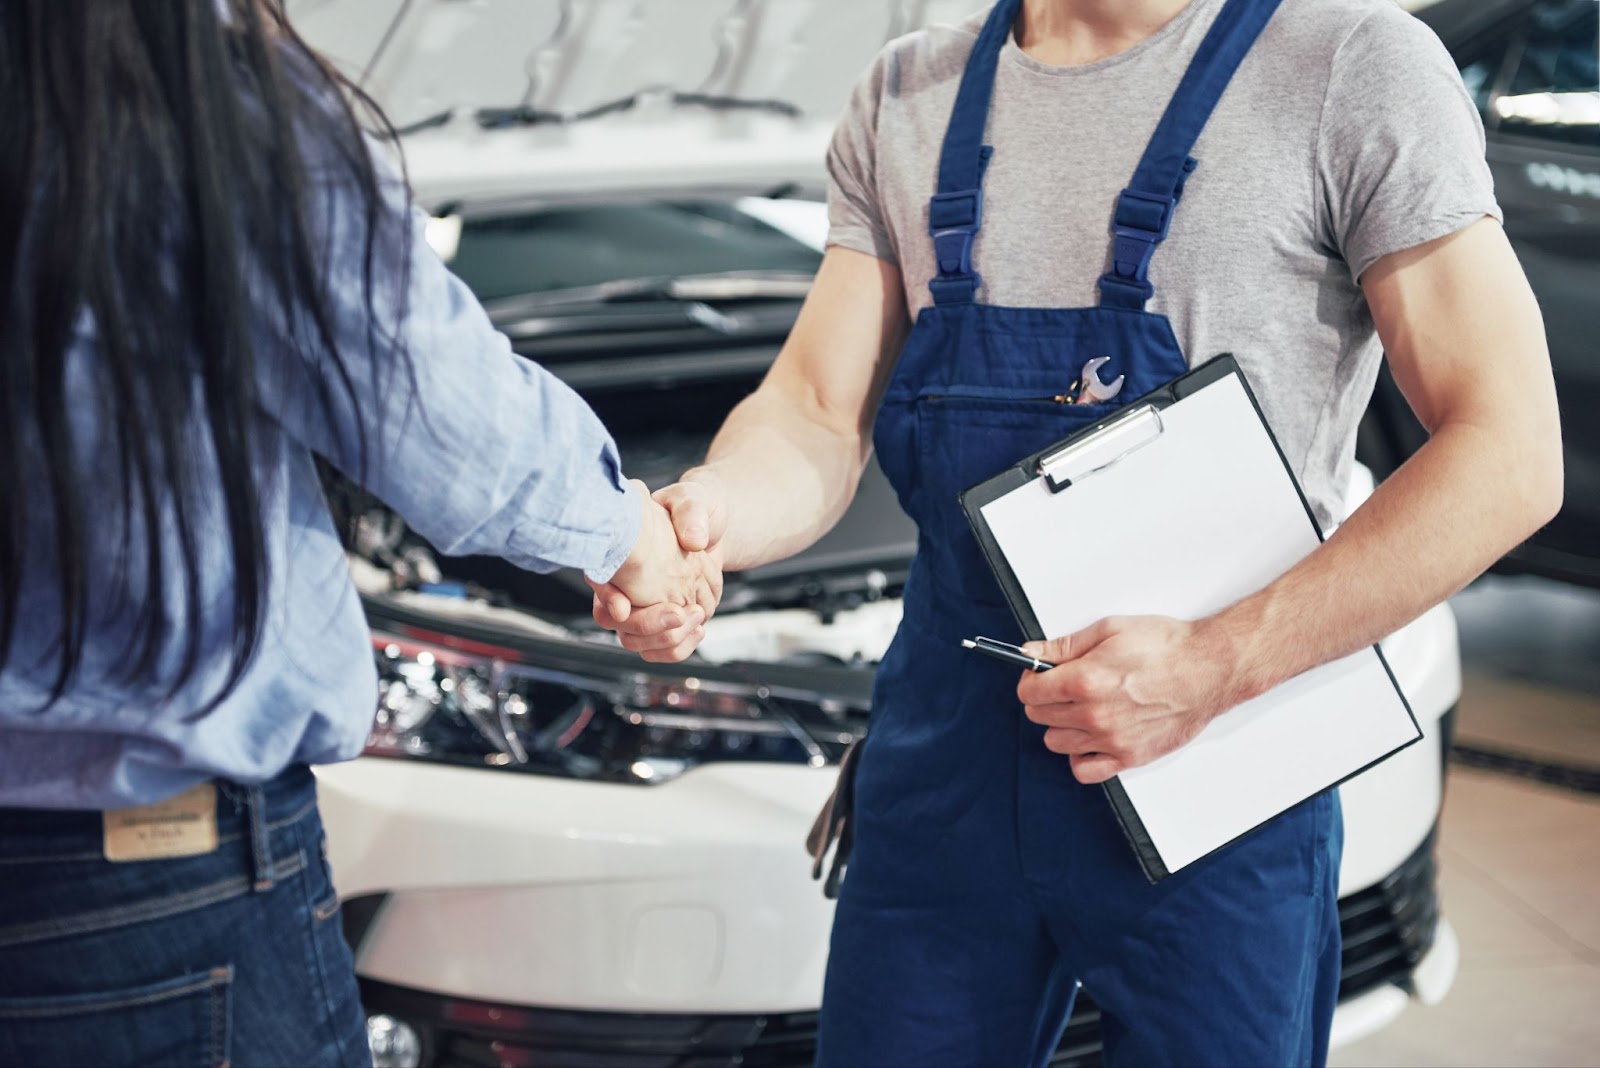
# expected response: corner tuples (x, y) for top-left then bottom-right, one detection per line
(360, 829), (1439, 1068)
(1336, 827), (1439, 1002)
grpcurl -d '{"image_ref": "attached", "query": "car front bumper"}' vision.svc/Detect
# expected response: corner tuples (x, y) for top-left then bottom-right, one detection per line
(333, 823), (1454, 1068)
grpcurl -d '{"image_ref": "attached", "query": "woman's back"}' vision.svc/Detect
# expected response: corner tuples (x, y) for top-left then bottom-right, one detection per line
(0, 0), (642, 807)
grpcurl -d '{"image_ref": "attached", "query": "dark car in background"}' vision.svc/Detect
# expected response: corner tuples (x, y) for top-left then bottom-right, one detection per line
(1362, 0), (1600, 585)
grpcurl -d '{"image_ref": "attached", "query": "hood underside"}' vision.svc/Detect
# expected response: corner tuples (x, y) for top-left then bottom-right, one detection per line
(288, 0), (982, 131)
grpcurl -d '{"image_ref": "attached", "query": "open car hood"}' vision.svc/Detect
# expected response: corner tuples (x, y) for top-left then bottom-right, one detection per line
(287, 0), (980, 133)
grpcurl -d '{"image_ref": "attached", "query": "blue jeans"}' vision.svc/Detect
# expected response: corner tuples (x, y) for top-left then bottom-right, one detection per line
(0, 765), (370, 1067)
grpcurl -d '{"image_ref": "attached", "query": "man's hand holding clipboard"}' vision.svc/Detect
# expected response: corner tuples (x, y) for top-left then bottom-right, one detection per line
(960, 358), (1425, 880)
(1013, 615), (1241, 786)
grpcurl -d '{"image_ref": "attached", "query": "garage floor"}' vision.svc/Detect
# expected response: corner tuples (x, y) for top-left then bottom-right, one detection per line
(1332, 576), (1600, 1068)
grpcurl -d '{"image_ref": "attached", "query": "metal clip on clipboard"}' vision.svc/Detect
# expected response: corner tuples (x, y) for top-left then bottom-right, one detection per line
(1037, 404), (1165, 492)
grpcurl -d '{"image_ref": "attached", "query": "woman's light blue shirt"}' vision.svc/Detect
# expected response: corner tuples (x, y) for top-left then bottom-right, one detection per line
(0, 158), (640, 809)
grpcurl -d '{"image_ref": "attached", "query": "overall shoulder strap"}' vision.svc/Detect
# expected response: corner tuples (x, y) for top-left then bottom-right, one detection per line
(927, 0), (1022, 306)
(1098, 0), (1284, 311)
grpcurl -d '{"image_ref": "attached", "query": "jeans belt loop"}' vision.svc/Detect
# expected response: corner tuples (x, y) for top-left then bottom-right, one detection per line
(245, 785), (274, 893)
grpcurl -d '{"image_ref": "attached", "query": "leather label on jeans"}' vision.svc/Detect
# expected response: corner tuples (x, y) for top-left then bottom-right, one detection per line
(102, 783), (220, 862)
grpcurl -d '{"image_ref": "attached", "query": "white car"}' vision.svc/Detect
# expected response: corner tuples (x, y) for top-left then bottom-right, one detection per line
(292, 3), (1462, 1065)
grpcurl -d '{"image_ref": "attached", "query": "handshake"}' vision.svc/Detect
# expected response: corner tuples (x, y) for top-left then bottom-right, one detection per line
(588, 477), (728, 663)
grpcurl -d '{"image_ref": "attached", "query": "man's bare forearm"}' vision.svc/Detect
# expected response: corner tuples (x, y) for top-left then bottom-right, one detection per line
(1202, 418), (1562, 704)
(670, 248), (908, 574)
(681, 382), (870, 572)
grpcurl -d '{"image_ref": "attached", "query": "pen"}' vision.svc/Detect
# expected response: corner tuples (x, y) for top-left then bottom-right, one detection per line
(960, 636), (1056, 673)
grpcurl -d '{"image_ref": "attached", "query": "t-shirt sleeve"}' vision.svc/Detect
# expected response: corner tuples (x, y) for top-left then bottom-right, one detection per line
(1316, 5), (1501, 282)
(826, 47), (898, 263)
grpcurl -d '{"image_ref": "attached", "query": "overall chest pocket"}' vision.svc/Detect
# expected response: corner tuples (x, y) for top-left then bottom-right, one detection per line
(914, 387), (1117, 605)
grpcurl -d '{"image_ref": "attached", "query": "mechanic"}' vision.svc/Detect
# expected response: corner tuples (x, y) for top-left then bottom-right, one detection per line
(592, 0), (1562, 1064)
(0, 3), (717, 1065)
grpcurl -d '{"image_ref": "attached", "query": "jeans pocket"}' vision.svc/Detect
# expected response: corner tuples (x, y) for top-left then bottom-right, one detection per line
(0, 966), (232, 1068)
(287, 816), (369, 1066)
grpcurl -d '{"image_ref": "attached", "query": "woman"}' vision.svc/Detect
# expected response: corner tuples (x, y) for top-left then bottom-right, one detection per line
(0, 3), (716, 1064)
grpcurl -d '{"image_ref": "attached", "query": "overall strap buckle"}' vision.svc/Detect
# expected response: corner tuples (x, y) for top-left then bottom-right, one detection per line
(1097, 187), (1179, 310)
(1096, 0), (1283, 312)
(928, 188), (984, 305)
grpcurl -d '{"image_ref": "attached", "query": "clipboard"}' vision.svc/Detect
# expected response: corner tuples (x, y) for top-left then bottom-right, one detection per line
(959, 355), (1422, 882)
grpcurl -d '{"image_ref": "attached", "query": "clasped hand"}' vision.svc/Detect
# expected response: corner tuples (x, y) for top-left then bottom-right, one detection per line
(587, 479), (726, 663)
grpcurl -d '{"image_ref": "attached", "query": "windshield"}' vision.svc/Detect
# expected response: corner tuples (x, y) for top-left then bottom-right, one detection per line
(442, 198), (827, 302)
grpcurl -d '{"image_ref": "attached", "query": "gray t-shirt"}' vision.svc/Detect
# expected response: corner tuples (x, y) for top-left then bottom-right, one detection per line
(827, 0), (1499, 530)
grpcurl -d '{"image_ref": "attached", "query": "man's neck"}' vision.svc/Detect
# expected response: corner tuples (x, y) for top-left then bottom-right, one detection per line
(1015, 0), (1195, 66)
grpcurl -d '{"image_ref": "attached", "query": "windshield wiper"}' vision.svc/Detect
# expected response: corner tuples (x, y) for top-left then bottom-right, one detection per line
(482, 270), (815, 318)
(477, 91), (803, 130)
(386, 93), (805, 141)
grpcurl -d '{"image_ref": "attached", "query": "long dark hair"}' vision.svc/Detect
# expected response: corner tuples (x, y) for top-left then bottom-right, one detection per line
(0, 0), (408, 708)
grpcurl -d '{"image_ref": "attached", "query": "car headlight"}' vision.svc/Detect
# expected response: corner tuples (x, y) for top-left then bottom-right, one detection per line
(365, 630), (862, 784)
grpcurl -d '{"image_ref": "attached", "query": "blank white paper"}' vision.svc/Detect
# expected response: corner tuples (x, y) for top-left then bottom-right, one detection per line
(980, 373), (1419, 874)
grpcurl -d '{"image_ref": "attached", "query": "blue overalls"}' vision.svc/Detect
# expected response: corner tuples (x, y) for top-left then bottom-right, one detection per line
(815, 0), (1344, 1065)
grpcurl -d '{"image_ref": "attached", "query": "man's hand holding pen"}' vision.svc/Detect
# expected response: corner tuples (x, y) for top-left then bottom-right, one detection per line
(1014, 615), (1248, 785)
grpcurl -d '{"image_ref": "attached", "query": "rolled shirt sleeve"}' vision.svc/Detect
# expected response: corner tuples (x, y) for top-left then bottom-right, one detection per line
(258, 153), (640, 583)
